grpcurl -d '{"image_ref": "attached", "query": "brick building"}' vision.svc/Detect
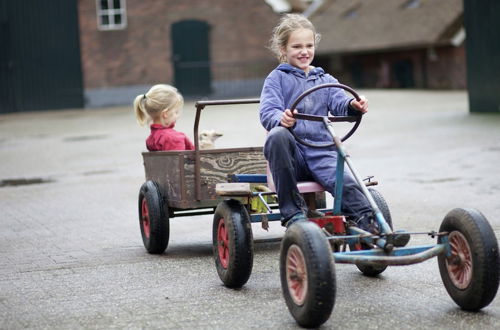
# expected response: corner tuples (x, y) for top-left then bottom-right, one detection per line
(78, 0), (280, 107)
(1, 0), (469, 113)
(0, 0), (280, 113)
(309, 0), (465, 89)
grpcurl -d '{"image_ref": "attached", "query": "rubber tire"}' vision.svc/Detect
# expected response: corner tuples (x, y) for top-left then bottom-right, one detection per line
(354, 188), (393, 276)
(138, 181), (169, 254)
(280, 221), (336, 328)
(212, 199), (254, 288)
(438, 208), (500, 311)
(368, 187), (393, 229)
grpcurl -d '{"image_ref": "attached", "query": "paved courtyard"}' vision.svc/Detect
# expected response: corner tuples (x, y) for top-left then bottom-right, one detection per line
(1, 90), (499, 329)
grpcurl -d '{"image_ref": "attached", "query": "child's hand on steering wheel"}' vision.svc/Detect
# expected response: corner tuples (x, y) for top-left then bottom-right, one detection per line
(350, 95), (369, 114)
(280, 109), (297, 128)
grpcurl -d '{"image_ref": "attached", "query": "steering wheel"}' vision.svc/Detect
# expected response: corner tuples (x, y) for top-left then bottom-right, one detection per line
(288, 83), (363, 148)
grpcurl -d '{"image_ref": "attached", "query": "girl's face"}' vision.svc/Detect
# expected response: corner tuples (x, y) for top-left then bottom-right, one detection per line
(281, 28), (315, 73)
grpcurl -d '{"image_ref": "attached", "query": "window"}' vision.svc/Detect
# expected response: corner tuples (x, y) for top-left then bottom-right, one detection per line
(96, 0), (127, 30)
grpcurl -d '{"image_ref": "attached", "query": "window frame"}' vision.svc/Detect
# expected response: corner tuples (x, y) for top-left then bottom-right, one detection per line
(96, 0), (127, 31)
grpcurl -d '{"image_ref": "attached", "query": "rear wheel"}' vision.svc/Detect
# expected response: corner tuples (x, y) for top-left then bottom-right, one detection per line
(438, 208), (500, 311)
(353, 188), (393, 276)
(138, 181), (169, 254)
(280, 221), (336, 328)
(212, 199), (253, 288)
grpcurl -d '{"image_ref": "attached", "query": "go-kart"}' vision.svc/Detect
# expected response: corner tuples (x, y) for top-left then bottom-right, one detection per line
(212, 83), (500, 328)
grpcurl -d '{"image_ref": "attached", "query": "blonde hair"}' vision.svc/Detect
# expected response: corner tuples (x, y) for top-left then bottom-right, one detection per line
(269, 14), (321, 63)
(134, 84), (184, 126)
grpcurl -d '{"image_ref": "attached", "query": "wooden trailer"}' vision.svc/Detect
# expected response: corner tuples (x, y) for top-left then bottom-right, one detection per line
(138, 99), (268, 253)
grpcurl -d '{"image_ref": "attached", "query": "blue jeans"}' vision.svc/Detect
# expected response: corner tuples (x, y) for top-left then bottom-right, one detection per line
(264, 126), (372, 223)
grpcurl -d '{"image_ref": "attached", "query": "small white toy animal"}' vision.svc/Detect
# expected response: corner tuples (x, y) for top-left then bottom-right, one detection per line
(199, 130), (223, 149)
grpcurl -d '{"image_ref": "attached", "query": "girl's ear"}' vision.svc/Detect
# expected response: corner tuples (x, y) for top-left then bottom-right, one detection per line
(160, 109), (170, 126)
(161, 108), (178, 126)
(279, 47), (287, 63)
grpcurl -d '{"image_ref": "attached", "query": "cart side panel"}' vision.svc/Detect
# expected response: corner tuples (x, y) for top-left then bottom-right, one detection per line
(143, 152), (186, 205)
(142, 148), (266, 210)
(187, 148), (267, 201)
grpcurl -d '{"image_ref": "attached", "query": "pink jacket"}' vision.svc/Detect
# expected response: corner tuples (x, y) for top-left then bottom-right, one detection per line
(146, 124), (195, 151)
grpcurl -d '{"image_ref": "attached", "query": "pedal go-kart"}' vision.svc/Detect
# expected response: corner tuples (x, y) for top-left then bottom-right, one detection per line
(210, 84), (500, 328)
(137, 84), (499, 328)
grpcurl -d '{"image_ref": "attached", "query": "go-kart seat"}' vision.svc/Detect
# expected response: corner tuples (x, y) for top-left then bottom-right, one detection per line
(266, 164), (325, 194)
(266, 164), (325, 213)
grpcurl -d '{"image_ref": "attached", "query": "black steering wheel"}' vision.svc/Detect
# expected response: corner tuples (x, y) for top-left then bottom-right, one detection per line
(288, 83), (363, 148)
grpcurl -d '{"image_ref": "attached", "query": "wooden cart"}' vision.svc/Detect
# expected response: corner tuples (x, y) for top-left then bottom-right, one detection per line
(138, 99), (268, 253)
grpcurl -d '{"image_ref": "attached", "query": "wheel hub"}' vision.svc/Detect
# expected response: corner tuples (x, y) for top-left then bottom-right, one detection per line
(217, 218), (229, 269)
(141, 199), (151, 239)
(286, 244), (308, 306)
(446, 231), (473, 289)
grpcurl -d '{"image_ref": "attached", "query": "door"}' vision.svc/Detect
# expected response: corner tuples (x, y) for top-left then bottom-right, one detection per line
(392, 59), (415, 88)
(464, 0), (500, 112)
(0, 0), (83, 113)
(171, 20), (211, 96)
(0, 18), (14, 112)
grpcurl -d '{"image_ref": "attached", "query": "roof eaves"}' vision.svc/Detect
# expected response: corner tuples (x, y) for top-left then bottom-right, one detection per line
(312, 0), (464, 54)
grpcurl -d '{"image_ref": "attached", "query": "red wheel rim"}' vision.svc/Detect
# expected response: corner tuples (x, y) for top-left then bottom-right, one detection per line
(217, 218), (229, 269)
(446, 231), (473, 289)
(141, 199), (151, 239)
(286, 244), (308, 306)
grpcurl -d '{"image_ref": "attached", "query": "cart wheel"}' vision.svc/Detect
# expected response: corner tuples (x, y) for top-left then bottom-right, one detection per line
(138, 181), (169, 254)
(280, 221), (336, 328)
(212, 199), (253, 288)
(353, 188), (393, 276)
(438, 208), (500, 311)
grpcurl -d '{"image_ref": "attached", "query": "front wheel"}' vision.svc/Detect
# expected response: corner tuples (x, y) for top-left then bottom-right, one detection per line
(438, 208), (500, 311)
(280, 221), (336, 328)
(212, 199), (253, 288)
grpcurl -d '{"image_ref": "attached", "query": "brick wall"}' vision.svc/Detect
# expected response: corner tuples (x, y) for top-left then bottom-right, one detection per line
(318, 45), (466, 89)
(78, 0), (279, 90)
(427, 45), (466, 89)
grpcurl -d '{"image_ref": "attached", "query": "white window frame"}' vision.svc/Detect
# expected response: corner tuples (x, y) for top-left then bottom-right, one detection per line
(96, 0), (127, 31)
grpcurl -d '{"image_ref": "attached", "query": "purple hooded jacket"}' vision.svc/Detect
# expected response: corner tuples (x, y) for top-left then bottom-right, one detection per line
(259, 63), (356, 143)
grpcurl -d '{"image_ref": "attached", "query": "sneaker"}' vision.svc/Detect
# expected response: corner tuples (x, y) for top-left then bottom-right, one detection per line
(283, 212), (307, 229)
(355, 214), (379, 235)
(307, 209), (325, 218)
